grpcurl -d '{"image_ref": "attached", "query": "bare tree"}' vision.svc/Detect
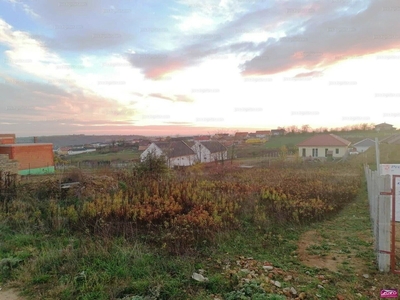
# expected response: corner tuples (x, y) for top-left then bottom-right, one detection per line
(301, 124), (310, 133)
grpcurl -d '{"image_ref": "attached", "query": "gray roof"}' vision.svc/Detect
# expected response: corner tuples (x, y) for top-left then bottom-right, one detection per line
(380, 134), (400, 144)
(375, 122), (393, 127)
(198, 141), (227, 153)
(154, 141), (195, 158)
(353, 138), (376, 147)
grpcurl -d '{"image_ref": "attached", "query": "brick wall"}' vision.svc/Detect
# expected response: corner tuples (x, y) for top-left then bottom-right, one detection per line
(0, 134), (16, 144)
(0, 144), (54, 170)
(0, 138), (15, 144)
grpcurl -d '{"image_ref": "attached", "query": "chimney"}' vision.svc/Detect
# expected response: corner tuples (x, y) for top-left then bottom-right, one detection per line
(33, 137), (38, 143)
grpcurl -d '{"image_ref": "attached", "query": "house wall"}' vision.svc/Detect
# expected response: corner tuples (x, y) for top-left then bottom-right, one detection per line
(168, 155), (196, 167)
(192, 142), (211, 162)
(0, 144), (55, 175)
(67, 149), (96, 155)
(355, 146), (371, 153)
(299, 146), (348, 158)
(375, 125), (395, 132)
(211, 151), (228, 161)
(140, 143), (163, 161)
(192, 142), (228, 163)
(255, 134), (270, 140)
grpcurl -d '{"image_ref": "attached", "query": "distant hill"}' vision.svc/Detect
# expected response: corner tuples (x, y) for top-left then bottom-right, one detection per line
(16, 135), (146, 148)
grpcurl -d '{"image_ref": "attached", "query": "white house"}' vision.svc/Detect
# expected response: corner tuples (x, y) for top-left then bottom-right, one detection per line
(352, 138), (376, 153)
(67, 148), (96, 155)
(140, 140), (196, 168)
(255, 130), (271, 138)
(297, 134), (351, 159)
(191, 141), (228, 163)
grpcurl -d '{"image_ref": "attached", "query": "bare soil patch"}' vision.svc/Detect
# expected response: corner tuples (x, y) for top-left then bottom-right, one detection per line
(297, 228), (369, 275)
(0, 288), (24, 300)
(297, 230), (344, 272)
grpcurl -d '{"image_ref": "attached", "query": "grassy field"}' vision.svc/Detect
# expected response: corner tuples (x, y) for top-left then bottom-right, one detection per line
(64, 149), (141, 163)
(350, 143), (400, 170)
(2, 160), (398, 300)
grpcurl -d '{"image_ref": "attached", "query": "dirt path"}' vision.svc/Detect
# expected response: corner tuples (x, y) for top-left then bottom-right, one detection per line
(0, 288), (24, 300)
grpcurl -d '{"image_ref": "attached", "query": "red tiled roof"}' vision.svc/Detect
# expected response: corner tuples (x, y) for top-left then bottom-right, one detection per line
(194, 136), (211, 141)
(255, 130), (271, 134)
(296, 134), (351, 147)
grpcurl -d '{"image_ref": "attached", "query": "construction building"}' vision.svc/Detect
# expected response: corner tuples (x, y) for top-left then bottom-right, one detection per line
(0, 134), (55, 175)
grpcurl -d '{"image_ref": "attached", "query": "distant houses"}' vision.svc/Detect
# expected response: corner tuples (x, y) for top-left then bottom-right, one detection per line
(193, 135), (211, 141)
(138, 140), (151, 151)
(255, 130), (271, 139)
(271, 129), (286, 136)
(375, 123), (395, 132)
(234, 132), (249, 140)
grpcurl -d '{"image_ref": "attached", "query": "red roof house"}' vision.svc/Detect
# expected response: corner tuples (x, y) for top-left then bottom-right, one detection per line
(297, 134), (351, 158)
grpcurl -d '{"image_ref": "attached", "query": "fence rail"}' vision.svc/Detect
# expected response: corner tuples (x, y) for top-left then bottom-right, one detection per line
(364, 164), (391, 272)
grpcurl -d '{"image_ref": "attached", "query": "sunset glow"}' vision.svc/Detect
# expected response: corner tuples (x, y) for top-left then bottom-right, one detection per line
(1, 0), (400, 136)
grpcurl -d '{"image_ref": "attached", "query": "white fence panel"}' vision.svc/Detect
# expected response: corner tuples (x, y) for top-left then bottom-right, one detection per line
(364, 164), (391, 272)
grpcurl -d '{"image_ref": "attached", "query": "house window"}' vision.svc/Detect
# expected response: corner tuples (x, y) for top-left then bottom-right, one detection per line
(302, 148), (306, 157)
(335, 148), (339, 154)
(325, 149), (328, 156)
(312, 148), (318, 157)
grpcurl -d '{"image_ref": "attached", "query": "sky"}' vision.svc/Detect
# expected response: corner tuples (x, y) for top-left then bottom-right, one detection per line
(0, 0), (400, 137)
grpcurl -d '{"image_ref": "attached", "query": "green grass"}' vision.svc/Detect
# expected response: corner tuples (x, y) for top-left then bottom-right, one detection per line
(3, 163), (400, 299)
(351, 143), (400, 168)
(66, 149), (141, 163)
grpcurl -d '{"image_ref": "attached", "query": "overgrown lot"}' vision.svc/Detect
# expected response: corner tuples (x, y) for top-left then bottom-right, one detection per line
(1, 161), (383, 299)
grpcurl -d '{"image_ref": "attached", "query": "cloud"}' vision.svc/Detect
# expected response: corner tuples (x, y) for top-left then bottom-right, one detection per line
(9, 0), (174, 52)
(148, 93), (194, 103)
(240, 0), (400, 75)
(0, 75), (136, 132)
(127, 0), (400, 79)
(163, 121), (193, 125)
(294, 70), (324, 78)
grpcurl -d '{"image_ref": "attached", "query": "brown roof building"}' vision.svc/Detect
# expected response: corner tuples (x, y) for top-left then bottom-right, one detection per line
(297, 134), (351, 159)
(297, 134), (351, 147)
